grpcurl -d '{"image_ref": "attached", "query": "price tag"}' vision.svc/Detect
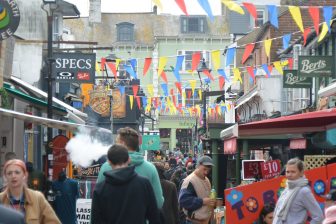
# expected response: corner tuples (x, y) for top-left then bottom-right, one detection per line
(261, 160), (281, 179)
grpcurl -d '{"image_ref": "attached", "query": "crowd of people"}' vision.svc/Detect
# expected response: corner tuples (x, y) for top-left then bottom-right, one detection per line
(0, 127), (336, 223)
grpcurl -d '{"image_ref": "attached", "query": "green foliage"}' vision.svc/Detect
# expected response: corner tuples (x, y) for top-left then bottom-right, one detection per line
(0, 87), (10, 108)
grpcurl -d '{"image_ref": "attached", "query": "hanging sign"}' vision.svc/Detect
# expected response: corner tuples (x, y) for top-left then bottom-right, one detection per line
(242, 160), (264, 180)
(298, 56), (333, 77)
(260, 159), (281, 179)
(283, 70), (312, 88)
(141, 135), (160, 151)
(0, 0), (20, 40)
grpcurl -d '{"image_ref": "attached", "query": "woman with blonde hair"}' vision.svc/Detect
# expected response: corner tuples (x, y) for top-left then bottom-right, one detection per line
(0, 159), (60, 224)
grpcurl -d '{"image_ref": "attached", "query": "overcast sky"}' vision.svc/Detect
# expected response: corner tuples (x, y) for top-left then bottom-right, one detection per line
(65, 0), (223, 17)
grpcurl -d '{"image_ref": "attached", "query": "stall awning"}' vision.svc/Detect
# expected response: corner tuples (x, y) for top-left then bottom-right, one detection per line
(235, 88), (259, 109)
(239, 108), (336, 136)
(224, 137), (237, 154)
(318, 81), (336, 97)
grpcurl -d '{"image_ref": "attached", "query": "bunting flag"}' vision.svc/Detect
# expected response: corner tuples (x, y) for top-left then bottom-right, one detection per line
(191, 52), (201, 72)
(233, 68), (242, 83)
(125, 65), (137, 79)
(129, 95), (134, 110)
(273, 61), (283, 75)
(226, 47), (235, 66)
(197, 0), (214, 22)
(264, 39), (272, 58)
(288, 6), (304, 32)
(242, 2), (257, 21)
(246, 66), (255, 81)
(189, 80), (197, 95)
(267, 5), (278, 28)
(118, 86), (125, 95)
(161, 83), (168, 96)
(323, 6), (332, 33)
(241, 43), (255, 64)
(308, 6), (320, 35)
(174, 55), (184, 82)
(175, 82), (182, 95)
(262, 64), (271, 77)
(95, 61), (101, 74)
(211, 50), (221, 71)
(175, 0), (188, 15)
(160, 71), (168, 83)
(136, 96), (141, 109)
(187, 90), (192, 101)
(152, 0), (163, 10)
(129, 59), (137, 72)
(303, 27), (311, 46)
(288, 58), (293, 69)
(142, 97), (148, 109)
(143, 58), (152, 76)
(107, 62), (117, 79)
(101, 58), (106, 72)
(132, 85), (139, 97)
(217, 69), (229, 82)
(198, 89), (202, 100)
(147, 84), (154, 97)
(158, 57), (167, 77)
(318, 22), (329, 42)
(203, 69), (214, 81)
(219, 76), (225, 90)
(221, 0), (245, 15)
(282, 34), (291, 50)
(115, 59), (121, 70)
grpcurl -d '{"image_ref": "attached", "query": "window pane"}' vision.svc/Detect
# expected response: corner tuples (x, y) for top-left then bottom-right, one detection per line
(256, 10), (264, 27)
(117, 23), (134, 41)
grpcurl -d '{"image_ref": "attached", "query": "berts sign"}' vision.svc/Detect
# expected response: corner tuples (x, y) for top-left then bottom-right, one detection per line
(53, 52), (96, 83)
(298, 56), (333, 77)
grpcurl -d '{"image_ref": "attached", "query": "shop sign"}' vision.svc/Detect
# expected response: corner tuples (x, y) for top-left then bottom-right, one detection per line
(242, 160), (264, 180)
(53, 52), (96, 83)
(298, 56), (333, 77)
(0, 0), (20, 40)
(141, 135), (160, 151)
(260, 159), (281, 179)
(283, 70), (312, 88)
(77, 164), (101, 178)
(76, 199), (91, 224)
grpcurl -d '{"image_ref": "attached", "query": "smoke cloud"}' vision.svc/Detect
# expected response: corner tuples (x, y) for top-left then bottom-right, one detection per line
(65, 126), (113, 168)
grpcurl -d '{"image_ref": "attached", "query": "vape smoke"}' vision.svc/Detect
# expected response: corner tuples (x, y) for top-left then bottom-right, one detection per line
(65, 126), (113, 168)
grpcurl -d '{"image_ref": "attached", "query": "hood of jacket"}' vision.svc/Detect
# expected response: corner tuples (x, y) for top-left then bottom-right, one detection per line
(129, 151), (144, 166)
(104, 166), (137, 185)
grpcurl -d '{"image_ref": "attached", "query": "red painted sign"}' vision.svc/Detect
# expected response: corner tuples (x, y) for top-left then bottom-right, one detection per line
(261, 160), (281, 179)
(242, 160), (264, 180)
(50, 135), (69, 180)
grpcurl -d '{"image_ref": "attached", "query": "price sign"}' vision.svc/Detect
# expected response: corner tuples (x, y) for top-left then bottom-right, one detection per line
(261, 160), (281, 179)
(242, 160), (264, 180)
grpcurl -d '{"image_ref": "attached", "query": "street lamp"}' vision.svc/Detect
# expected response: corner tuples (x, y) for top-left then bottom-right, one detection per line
(197, 58), (211, 132)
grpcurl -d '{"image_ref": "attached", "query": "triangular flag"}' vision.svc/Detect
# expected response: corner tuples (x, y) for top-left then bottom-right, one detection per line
(243, 2), (257, 19)
(161, 83), (168, 96)
(273, 61), (283, 75)
(246, 66), (255, 81)
(242, 43), (255, 64)
(288, 58), (293, 69)
(152, 0), (163, 10)
(226, 47), (236, 66)
(221, 0), (245, 15)
(203, 69), (214, 81)
(115, 59), (121, 70)
(191, 52), (201, 72)
(175, 0), (188, 15)
(118, 86), (125, 95)
(147, 84), (154, 97)
(308, 6), (320, 35)
(175, 82), (182, 95)
(233, 68), (242, 83)
(189, 80), (197, 95)
(303, 27), (311, 46)
(267, 5), (278, 28)
(187, 90), (192, 100)
(132, 85), (139, 97)
(264, 39), (272, 58)
(125, 65), (137, 79)
(175, 55), (184, 71)
(129, 95), (134, 110)
(323, 6), (332, 33)
(282, 34), (291, 50)
(161, 71), (168, 83)
(143, 58), (152, 76)
(142, 97), (147, 109)
(158, 57), (167, 77)
(211, 50), (221, 71)
(268, 65), (273, 74)
(262, 64), (271, 77)
(318, 22), (329, 42)
(129, 59), (137, 71)
(107, 62), (117, 79)
(219, 76), (225, 90)
(101, 58), (106, 72)
(198, 89), (202, 100)
(197, 0), (214, 22)
(136, 96), (141, 109)
(95, 61), (101, 74)
(217, 69), (229, 82)
(288, 6), (304, 32)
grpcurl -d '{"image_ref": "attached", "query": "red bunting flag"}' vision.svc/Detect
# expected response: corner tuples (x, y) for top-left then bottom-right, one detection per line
(242, 43), (255, 64)
(303, 27), (311, 46)
(288, 58), (293, 69)
(268, 65), (273, 74)
(219, 76), (225, 90)
(132, 85), (139, 97)
(175, 82), (182, 95)
(243, 2), (257, 22)
(187, 90), (192, 100)
(143, 58), (152, 77)
(175, 0), (188, 15)
(107, 62), (117, 79)
(308, 6), (320, 35)
(136, 96), (141, 109)
(246, 66), (255, 81)
(172, 96), (177, 107)
(161, 71), (168, 83)
(203, 69), (214, 81)
(191, 52), (201, 71)
(153, 97), (159, 109)
(101, 58), (106, 73)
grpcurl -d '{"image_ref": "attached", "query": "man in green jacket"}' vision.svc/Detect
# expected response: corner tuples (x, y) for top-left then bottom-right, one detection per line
(97, 127), (164, 209)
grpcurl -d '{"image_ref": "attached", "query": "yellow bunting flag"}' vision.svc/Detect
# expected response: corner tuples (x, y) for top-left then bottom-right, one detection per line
(288, 6), (304, 32)
(221, 0), (245, 15)
(183, 91), (186, 101)
(264, 39), (272, 58)
(147, 84), (154, 97)
(95, 61), (101, 74)
(211, 50), (221, 71)
(273, 61), (283, 75)
(129, 95), (134, 110)
(152, 0), (163, 10)
(233, 68), (242, 83)
(115, 59), (121, 70)
(198, 89), (202, 100)
(281, 60), (289, 66)
(158, 57), (167, 76)
(227, 103), (231, 111)
(318, 22), (329, 42)
(196, 105), (201, 117)
(189, 80), (197, 95)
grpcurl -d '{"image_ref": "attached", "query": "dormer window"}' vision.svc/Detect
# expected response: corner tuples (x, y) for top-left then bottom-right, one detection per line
(117, 22), (134, 42)
(180, 16), (207, 33)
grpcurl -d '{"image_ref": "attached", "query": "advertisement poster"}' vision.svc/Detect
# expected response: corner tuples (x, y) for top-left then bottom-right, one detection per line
(76, 199), (92, 224)
(141, 135), (160, 151)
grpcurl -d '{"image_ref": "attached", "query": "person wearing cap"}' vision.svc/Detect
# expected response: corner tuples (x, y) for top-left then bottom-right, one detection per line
(179, 155), (216, 224)
(324, 190), (336, 210)
(323, 205), (336, 224)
